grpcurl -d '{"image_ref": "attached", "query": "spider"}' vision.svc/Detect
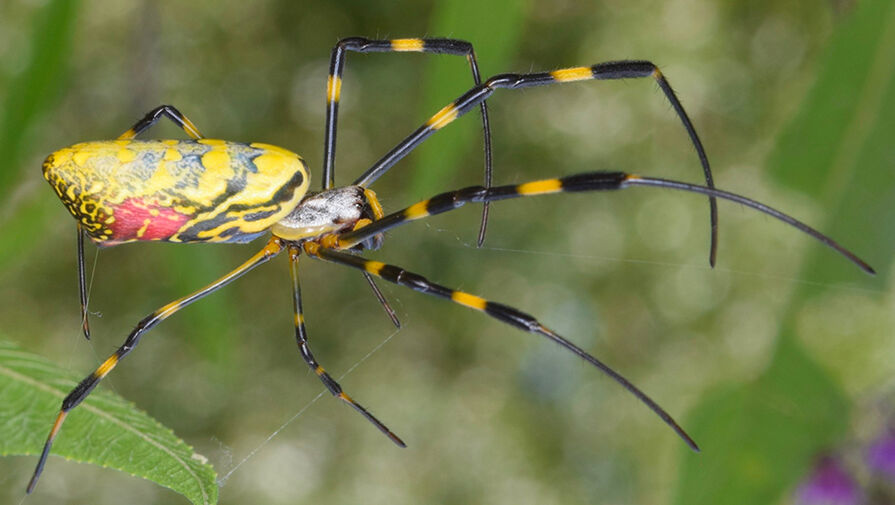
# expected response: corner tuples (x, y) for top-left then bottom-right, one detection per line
(27, 37), (874, 494)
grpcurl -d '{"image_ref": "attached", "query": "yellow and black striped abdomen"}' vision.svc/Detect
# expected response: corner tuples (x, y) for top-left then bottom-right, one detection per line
(43, 139), (309, 245)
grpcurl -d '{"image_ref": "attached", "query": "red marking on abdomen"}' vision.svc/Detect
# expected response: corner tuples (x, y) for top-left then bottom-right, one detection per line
(109, 198), (191, 241)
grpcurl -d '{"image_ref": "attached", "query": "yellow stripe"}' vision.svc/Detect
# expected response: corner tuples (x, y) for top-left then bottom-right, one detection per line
(391, 38), (424, 52)
(314, 366), (325, 376)
(73, 150), (92, 166)
(157, 299), (183, 318)
(364, 188), (384, 219)
(96, 354), (119, 378)
(201, 149), (231, 174)
(164, 148), (182, 161)
(404, 201), (430, 220)
(180, 116), (203, 139)
(116, 148), (136, 163)
(135, 218), (151, 238)
(118, 128), (138, 140)
(49, 411), (68, 438)
(327, 74), (342, 103)
(426, 103), (459, 130)
(452, 291), (487, 311)
(550, 66), (593, 82)
(365, 260), (386, 275)
(517, 179), (563, 195)
(353, 218), (372, 231)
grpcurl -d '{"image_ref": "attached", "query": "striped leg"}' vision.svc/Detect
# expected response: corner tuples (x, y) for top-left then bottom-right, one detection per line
(117, 104), (204, 140)
(303, 242), (699, 451)
(288, 246), (405, 447)
(352, 61), (719, 265)
(324, 37), (494, 245)
(27, 237), (285, 494)
(76, 224), (90, 340)
(335, 173), (874, 274)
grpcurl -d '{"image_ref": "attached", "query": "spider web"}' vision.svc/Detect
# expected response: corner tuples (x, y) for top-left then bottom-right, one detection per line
(215, 326), (402, 487)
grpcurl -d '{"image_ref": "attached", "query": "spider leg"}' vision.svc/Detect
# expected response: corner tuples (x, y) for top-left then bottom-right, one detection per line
(303, 242), (699, 452)
(362, 271), (401, 329)
(117, 104), (204, 140)
(338, 172), (874, 274)
(76, 224), (90, 340)
(323, 37), (494, 245)
(358, 188), (400, 328)
(287, 246), (405, 446)
(352, 61), (717, 264)
(27, 237), (284, 494)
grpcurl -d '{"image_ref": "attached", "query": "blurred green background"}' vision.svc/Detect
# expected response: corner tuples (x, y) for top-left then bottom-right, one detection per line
(1, 0), (892, 504)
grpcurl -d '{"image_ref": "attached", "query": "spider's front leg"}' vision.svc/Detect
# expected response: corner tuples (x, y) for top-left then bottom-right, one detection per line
(353, 60), (718, 264)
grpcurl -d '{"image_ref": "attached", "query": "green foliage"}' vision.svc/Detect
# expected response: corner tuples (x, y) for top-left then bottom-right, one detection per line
(0, 0), (78, 198)
(768, 0), (895, 288)
(0, 0), (79, 273)
(0, 0), (889, 503)
(675, 1), (894, 502)
(675, 337), (848, 504)
(0, 340), (218, 505)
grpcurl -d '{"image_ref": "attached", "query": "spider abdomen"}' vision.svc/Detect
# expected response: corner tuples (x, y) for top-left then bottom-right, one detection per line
(43, 139), (309, 245)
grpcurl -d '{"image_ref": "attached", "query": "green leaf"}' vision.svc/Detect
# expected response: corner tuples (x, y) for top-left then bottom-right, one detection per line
(0, 196), (60, 271)
(674, 336), (848, 505)
(675, 1), (895, 503)
(0, 0), (81, 273)
(0, 0), (79, 199)
(0, 340), (218, 505)
(766, 0), (895, 288)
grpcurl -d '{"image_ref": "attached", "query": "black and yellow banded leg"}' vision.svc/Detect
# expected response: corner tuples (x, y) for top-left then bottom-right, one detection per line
(27, 237), (285, 494)
(325, 37), (495, 247)
(287, 246), (405, 447)
(76, 224), (90, 340)
(352, 60), (719, 265)
(117, 104), (204, 140)
(323, 38), (492, 198)
(336, 173), (873, 274)
(303, 241), (699, 451)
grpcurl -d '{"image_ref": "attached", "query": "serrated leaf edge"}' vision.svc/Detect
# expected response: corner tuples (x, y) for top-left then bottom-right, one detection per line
(0, 348), (214, 505)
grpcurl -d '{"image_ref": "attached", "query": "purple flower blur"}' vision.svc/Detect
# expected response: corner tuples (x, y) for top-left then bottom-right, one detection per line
(867, 430), (895, 480)
(796, 455), (860, 505)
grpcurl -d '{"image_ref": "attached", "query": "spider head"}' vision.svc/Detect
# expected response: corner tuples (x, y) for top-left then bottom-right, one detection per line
(271, 185), (382, 250)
